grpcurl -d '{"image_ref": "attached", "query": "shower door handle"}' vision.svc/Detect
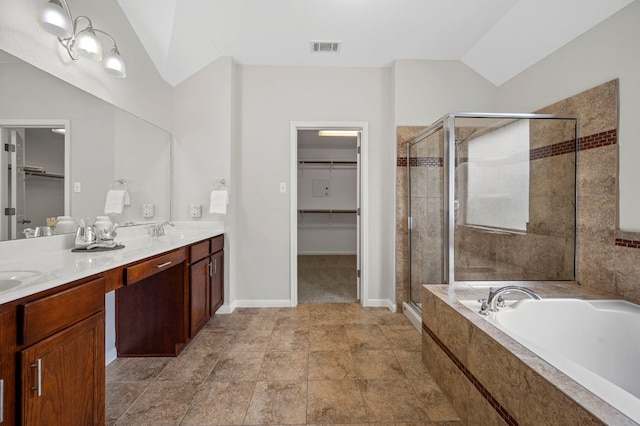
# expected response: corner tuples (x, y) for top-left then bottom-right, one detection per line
(408, 217), (413, 230)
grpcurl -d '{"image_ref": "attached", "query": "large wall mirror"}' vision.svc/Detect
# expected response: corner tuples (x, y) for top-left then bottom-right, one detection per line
(0, 50), (171, 241)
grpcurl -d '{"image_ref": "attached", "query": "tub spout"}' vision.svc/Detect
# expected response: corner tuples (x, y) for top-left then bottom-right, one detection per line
(479, 286), (542, 315)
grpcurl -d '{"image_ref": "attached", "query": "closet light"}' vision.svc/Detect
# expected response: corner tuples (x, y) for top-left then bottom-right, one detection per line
(318, 130), (359, 137)
(51, 128), (66, 135)
(37, 0), (127, 78)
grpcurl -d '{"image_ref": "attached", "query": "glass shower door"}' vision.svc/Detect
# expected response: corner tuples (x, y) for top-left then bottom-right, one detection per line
(407, 126), (447, 308)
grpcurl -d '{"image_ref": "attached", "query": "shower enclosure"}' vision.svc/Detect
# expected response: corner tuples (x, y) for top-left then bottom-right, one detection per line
(406, 113), (578, 312)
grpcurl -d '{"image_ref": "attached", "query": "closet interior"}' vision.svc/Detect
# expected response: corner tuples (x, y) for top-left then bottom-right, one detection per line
(297, 129), (359, 304)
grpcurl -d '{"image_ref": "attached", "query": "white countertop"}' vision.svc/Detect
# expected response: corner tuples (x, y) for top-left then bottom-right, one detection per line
(0, 222), (224, 305)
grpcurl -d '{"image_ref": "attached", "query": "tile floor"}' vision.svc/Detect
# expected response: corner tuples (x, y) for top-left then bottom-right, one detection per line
(106, 303), (461, 425)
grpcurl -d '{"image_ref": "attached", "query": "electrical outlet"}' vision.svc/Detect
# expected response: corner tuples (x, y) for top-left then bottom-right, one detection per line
(190, 203), (202, 218)
(74, 182), (81, 193)
(143, 203), (154, 218)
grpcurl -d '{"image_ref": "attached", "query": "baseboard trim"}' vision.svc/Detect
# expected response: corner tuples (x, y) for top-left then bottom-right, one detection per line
(363, 298), (396, 312)
(231, 299), (293, 310)
(105, 348), (117, 366)
(297, 251), (357, 256)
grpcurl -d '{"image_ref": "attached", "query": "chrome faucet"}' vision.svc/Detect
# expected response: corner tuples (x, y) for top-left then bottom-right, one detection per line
(478, 285), (542, 315)
(150, 221), (174, 237)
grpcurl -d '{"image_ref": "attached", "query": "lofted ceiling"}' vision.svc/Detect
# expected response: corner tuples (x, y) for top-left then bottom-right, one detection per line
(116, 0), (634, 87)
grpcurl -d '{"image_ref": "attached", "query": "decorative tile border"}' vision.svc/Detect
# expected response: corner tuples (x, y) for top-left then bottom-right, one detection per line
(615, 238), (640, 249)
(398, 129), (617, 166)
(397, 157), (443, 167)
(422, 322), (519, 426)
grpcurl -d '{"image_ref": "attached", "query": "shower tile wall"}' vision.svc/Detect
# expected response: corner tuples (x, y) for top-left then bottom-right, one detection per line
(396, 79), (640, 307)
(454, 117), (576, 281)
(396, 126), (426, 310)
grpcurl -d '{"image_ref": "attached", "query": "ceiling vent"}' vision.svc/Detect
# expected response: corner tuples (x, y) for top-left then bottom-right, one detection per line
(311, 41), (341, 53)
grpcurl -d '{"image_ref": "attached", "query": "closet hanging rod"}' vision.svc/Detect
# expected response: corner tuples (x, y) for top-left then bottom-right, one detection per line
(297, 160), (356, 164)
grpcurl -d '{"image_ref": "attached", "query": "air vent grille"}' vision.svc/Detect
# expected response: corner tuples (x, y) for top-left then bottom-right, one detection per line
(311, 41), (341, 53)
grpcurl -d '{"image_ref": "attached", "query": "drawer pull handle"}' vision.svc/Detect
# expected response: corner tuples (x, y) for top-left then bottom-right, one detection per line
(31, 359), (42, 397)
(156, 261), (172, 269)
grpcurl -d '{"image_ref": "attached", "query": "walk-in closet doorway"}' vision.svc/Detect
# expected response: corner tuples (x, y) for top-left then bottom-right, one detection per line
(289, 122), (368, 306)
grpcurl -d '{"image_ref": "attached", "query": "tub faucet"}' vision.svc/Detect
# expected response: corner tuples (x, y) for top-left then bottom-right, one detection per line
(479, 286), (542, 315)
(150, 221), (174, 237)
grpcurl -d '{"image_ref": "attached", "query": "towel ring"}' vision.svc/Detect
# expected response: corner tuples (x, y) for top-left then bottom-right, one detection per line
(212, 178), (229, 190)
(110, 179), (128, 191)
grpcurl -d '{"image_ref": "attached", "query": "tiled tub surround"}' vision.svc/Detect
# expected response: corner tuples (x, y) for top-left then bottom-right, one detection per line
(396, 78), (640, 308)
(421, 283), (639, 425)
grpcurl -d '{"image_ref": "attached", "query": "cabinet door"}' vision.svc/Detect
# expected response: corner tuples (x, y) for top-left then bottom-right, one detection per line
(210, 250), (224, 315)
(21, 312), (105, 426)
(190, 257), (211, 337)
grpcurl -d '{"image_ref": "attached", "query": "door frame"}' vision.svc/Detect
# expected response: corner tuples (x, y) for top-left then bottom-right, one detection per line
(289, 121), (369, 307)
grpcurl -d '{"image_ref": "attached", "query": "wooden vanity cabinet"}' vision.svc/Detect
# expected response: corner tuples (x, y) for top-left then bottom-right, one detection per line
(116, 248), (188, 357)
(188, 235), (224, 338)
(0, 275), (105, 426)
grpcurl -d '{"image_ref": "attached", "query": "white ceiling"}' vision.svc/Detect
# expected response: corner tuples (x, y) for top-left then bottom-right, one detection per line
(116, 0), (634, 87)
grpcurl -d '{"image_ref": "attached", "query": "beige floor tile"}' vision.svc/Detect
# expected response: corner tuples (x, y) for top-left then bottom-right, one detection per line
(225, 329), (272, 353)
(157, 348), (221, 382)
(107, 357), (172, 383)
(258, 351), (309, 381)
(115, 381), (201, 425)
(307, 380), (367, 423)
(205, 314), (249, 330)
(382, 326), (422, 351)
(346, 325), (391, 351)
(309, 327), (350, 351)
(358, 379), (430, 423)
(352, 350), (406, 379)
(244, 381), (307, 425)
(208, 351), (264, 382)
(181, 381), (255, 425)
(308, 351), (356, 380)
(410, 378), (461, 422)
(267, 329), (310, 352)
(394, 350), (434, 378)
(105, 382), (149, 425)
(274, 315), (311, 330)
(186, 329), (234, 352)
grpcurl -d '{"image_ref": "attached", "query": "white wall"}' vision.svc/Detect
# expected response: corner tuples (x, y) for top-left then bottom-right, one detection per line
(172, 56), (236, 307)
(237, 65), (394, 304)
(496, 0), (640, 231)
(393, 60), (499, 126)
(0, 0), (172, 129)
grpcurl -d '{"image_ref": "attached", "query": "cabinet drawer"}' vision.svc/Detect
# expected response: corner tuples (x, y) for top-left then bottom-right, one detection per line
(124, 249), (185, 286)
(18, 276), (105, 346)
(211, 235), (224, 253)
(189, 240), (210, 264)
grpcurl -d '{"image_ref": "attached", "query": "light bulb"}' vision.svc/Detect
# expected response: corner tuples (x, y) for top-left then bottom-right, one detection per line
(74, 28), (102, 61)
(37, 0), (71, 38)
(102, 48), (126, 78)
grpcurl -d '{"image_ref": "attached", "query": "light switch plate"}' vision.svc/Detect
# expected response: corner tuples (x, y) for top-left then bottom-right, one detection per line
(280, 182), (287, 193)
(74, 182), (81, 193)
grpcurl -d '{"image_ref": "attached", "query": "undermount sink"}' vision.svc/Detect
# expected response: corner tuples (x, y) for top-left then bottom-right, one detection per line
(0, 270), (42, 291)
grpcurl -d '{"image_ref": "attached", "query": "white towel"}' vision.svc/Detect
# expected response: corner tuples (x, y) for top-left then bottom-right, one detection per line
(104, 189), (128, 214)
(209, 190), (229, 214)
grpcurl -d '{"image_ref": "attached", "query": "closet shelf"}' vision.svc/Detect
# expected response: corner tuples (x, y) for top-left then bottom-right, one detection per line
(298, 209), (357, 214)
(298, 160), (356, 165)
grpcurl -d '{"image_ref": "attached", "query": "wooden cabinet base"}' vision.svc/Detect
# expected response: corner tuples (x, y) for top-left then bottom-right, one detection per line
(116, 262), (187, 356)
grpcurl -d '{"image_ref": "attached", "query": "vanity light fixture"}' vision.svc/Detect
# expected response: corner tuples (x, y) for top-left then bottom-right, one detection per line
(318, 130), (359, 137)
(37, 0), (127, 78)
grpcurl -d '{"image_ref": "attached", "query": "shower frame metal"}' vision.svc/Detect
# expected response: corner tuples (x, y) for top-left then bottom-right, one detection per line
(406, 112), (578, 309)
